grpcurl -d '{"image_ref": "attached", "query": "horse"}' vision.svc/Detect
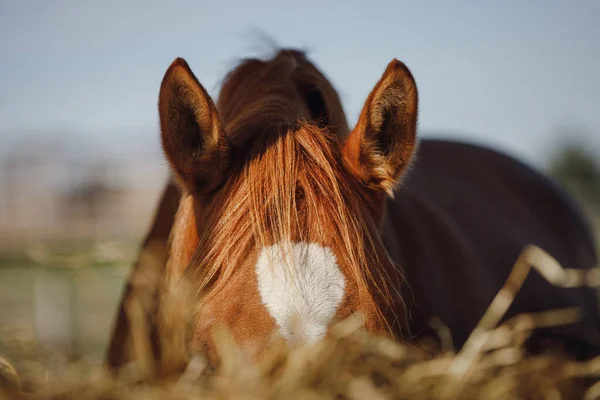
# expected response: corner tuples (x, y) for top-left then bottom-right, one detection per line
(106, 49), (351, 372)
(106, 49), (600, 376)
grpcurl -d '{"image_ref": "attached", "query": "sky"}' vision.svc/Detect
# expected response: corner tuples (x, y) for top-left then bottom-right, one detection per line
(1, 0), (599, 168)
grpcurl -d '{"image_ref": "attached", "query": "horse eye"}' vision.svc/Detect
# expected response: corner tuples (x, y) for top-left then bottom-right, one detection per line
(295, 186), (306, 204)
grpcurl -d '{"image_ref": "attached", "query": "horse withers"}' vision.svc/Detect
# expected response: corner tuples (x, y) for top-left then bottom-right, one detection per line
(106, 49), (600, 377)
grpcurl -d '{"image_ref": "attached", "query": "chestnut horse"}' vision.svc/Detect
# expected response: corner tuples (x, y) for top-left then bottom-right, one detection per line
(107, 49), (600, 375)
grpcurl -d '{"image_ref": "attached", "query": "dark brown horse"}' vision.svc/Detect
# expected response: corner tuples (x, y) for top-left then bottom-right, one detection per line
(106, 49), (600, 375)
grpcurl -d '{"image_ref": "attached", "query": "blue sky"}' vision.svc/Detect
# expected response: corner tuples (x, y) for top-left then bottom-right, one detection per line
(1, 0), (599, 167)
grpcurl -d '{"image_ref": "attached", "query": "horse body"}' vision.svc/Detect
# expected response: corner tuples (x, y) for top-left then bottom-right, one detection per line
(106, 48), (600, 375)
(383, 139), (600, 356)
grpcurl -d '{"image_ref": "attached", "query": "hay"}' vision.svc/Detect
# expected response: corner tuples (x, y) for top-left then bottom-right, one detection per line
(1, 245), (600, 399)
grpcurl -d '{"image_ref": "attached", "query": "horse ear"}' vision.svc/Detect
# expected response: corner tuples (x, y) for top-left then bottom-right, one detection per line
(342, 59), (418, 197)
(158, 58), (229, 195)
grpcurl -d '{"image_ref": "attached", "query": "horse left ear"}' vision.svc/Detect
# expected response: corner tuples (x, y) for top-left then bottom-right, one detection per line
(342, 59), (418, 197)
(158, 58), (229, 195)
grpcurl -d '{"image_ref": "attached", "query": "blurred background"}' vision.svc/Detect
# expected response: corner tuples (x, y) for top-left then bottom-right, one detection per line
(0, 0), (599, 362)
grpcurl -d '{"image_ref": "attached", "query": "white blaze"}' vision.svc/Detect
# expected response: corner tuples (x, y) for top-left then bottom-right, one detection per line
(255, 242), (346, 343)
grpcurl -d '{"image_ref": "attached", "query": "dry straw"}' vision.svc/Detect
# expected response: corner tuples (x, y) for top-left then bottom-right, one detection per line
(2, 244), (600, 399)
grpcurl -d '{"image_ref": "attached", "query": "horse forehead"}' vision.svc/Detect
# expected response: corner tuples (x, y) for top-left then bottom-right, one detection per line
(254, 242), (346, 343)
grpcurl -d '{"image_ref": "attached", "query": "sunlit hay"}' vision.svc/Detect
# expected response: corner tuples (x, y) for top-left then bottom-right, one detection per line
(487, 307), (583, 352)
(428, 316), (455, 355)
(444, 244), (600, 398)
(122, 290), (155, 381)
(2, 244), (600, 399)
(1, 319), (599, 399)
(101, 236), (196, 383)
(585, 381), (600, 400)
(0, 356), (19, 396)
(106, 239), (166, 383)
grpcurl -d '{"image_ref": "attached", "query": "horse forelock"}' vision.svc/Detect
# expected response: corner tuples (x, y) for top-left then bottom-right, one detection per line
(183, 122), (402, 333)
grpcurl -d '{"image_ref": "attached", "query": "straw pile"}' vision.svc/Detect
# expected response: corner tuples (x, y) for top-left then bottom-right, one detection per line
(1, 245), (600, 399)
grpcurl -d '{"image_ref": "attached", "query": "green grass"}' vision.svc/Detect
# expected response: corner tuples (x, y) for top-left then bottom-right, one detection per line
(0, 244), (132, 362)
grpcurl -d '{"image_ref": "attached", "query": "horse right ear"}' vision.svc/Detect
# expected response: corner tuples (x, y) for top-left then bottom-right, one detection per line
(342, 59), (418, 197)
(158, 58), (229, 195)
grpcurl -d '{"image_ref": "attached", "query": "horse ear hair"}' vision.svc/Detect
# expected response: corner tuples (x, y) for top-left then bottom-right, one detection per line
(342, 59), (418, 197)
(158, 58), (229, 195)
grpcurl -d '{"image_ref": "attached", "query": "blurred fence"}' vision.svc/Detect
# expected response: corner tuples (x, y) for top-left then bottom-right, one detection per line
(0, 259), (128, 361)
